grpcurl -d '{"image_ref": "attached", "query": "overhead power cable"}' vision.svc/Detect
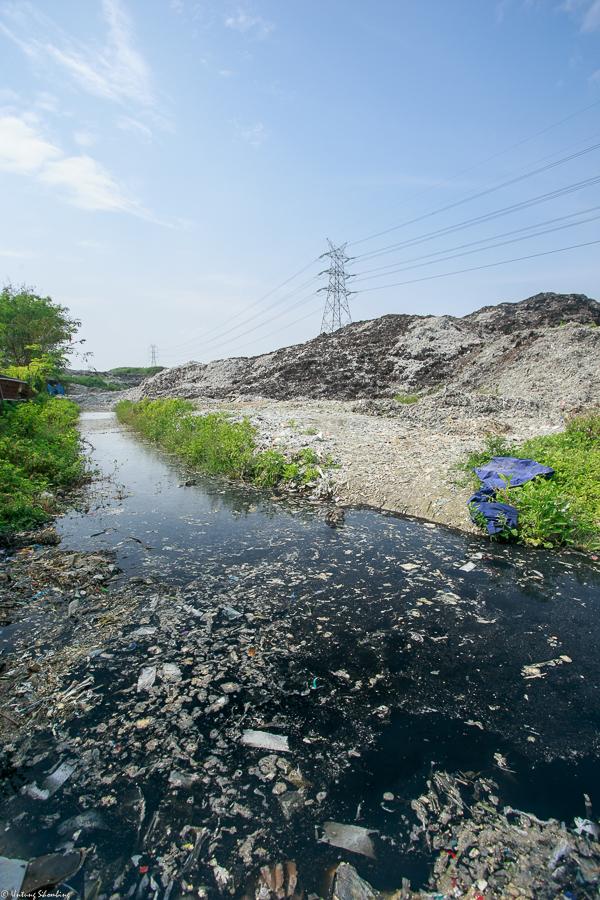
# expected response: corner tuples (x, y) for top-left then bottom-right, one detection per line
(350, 173), (600, 264)
(163, 289), (321, 362)
(161, 271), (321, 356)
(351, 210), (600, 284)
(354, 238), (600, 294)
(160, 255), (321, 353)
(348, 123), (600, 249)
(200, 298), (325, 362)
(351, 205), (600, 277)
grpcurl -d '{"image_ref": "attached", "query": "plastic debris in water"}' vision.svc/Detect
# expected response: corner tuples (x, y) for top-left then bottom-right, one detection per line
(241, 730), (290, 753)
(321, 821), (376, 859)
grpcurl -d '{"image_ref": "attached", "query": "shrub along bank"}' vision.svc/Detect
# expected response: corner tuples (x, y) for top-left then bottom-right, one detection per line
(115, 399), (330, 489)
(463, 412), (600, 552)
(0, 398), (87, 535)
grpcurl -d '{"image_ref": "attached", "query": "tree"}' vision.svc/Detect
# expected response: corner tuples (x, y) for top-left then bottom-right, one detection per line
(0, 284), (82, 369)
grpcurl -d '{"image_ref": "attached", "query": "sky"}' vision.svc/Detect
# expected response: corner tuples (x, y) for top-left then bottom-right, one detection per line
(0, 0), (599, 370)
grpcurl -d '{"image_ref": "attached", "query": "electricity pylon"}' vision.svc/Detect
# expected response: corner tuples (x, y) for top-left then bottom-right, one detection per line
(318, 240), (354, 333)
(150, 344), (159, 366)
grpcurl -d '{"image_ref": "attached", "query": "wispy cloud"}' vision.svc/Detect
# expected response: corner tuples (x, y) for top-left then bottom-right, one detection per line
(40, 154), (138, 212)
(0, 247), (33, 259)
(0, 114), (60, 173)
(224, 8), (274, 38)
(235, 120), (267, 148)
(117, 115), (153, 142)
(0, 112), (148, 216)
(1, 0), (156, 108)
(559, 0), (600, 30)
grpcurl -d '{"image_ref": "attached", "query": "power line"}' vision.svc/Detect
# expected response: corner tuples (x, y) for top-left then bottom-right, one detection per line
(351, 209), (600, 284)
(160, 256), (321, 353)
(160, 274), (322, 360)
(200, 297), (325, 361)
(352, 205), (600, 277)
(354, 238), (600, 294)
(350, 173), (600, 264)
(161, 289), (321, 361)
(348, 119), (600, 249)
(318, 240), (354, 333)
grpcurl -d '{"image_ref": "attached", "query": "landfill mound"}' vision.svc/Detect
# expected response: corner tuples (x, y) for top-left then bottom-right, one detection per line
(131, 292), (600, 409)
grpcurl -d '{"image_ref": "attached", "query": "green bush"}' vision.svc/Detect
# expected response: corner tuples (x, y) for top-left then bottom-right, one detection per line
(464, 413), (600, 551)
(115, 399), (333, 491)
(109, 366), (164, 376)
(394, 392), (420, 405)
(0, 398), (86, 533)
(62, 374), (122, 391)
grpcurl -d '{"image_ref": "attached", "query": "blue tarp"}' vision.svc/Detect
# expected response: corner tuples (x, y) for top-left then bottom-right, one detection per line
(468, 456), (554, 536)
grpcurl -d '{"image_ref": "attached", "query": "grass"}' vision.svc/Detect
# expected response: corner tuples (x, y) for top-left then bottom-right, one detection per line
(462, 412), (600, 551)
(394, 392), (420, 405)
(62, 374), (122, 391)
(109, 366), (164, 376)
(0, 398), (87, 534)
(115, 399), (331, 490)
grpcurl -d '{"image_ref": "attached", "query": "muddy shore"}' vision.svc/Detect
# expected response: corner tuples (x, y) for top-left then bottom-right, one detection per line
(1, 411), (599, 897)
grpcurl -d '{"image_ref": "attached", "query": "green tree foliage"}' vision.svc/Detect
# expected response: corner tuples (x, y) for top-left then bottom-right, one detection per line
(0, 284), (81, 369)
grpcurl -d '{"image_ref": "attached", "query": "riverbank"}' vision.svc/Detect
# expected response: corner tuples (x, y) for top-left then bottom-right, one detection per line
(80, 388), (570, 535)
(1, 411), (599, 897)
(0, 398), (87, 538)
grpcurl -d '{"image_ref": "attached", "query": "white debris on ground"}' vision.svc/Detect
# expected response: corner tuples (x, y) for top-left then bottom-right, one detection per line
(109, 293), (600, 533)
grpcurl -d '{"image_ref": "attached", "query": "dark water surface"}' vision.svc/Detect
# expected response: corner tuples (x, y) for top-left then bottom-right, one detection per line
(2, 411), (600, 895)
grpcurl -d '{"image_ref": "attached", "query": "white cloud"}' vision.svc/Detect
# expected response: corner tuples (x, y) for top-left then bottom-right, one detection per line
(0, 114), (60, 173)
(224, 9), (274, 38)
(40, 154), (138, 212)
(0, 248), (32, 259)
(1, 0), (155, 107)
(559, 0), (600, 29)
(74, 130), (96, 148)
(0, 112), (147, 216)
(236, 121), (267, 148)
(117, 115), (153, 141)
(582, 0), (600, 28)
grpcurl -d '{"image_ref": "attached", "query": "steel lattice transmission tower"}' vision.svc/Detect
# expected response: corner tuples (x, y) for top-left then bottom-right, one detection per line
(318, 240), (354, 334)
(150, 344), (159, 366)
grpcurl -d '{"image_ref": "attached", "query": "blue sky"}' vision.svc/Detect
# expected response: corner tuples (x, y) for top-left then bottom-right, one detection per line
(0, 0), (599, 369)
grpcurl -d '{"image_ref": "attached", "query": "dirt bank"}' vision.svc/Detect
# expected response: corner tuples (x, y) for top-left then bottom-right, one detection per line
(73, 390), (566, 533)
(176, 391), (563, 533)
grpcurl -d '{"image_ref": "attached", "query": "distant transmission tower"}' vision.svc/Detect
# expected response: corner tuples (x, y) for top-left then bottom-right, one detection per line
(150, 344), (159, 366)
(318, 240), (354, 333)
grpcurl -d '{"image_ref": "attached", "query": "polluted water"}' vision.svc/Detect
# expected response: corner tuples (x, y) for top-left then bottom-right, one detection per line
(0, 411), (599, 898)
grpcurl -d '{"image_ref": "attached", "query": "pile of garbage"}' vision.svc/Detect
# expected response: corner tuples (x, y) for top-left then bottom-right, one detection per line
(129, 293), (600, 410)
